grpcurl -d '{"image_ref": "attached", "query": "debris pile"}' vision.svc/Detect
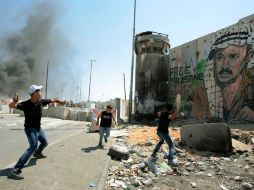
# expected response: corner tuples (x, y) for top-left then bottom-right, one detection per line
(106, 126), (254, 190)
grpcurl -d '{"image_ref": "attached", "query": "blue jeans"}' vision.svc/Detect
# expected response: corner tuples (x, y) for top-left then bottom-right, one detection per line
(153, 130), (174, 160)
(15, 127), (48, 169)
(99, 127), (110, 145)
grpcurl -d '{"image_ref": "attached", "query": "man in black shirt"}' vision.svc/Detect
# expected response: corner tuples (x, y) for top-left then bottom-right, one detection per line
(8, 84), (66, 180)
(96, 105), (117, 148)
(151, 104), (177, 166)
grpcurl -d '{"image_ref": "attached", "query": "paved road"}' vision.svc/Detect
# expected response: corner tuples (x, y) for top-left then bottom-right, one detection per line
(0, 114), (112, 190)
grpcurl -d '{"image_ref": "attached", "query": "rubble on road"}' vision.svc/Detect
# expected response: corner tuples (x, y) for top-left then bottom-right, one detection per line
(109, 144), (130, 160)
(105, 125), (254, 190)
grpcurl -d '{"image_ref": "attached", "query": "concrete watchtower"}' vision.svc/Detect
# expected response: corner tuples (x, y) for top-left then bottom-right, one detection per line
(134, 31), (170, 120)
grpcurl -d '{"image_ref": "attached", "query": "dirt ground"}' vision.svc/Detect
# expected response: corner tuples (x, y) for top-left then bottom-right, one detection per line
(105, 125), (254, 190)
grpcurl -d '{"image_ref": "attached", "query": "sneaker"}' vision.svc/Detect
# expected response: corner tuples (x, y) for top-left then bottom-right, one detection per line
(168, 159), (178, 166)
(104, 138), (108, 143)
(98, 143), (103, 148)
(33, 153), (47, 159)
(8, 168), (24, 180)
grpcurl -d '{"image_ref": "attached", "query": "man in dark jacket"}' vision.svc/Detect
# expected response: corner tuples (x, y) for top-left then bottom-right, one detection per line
(8, 84), (66, 180)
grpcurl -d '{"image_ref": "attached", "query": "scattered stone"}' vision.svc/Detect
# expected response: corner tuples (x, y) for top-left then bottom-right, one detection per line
(131, 162), (145, 170)
(234, 176), (243, 182)
(191, 182), (197, 188)
(147, 158), (159, 176)
(133, 179), (142, 187)
(185, 166), (195, 171)
(231, 129), (242, 139)
(240, 131), (250, 143)
(222, 157), (231, 161)
(198, 165), (207, 171)
(182, 171), (189, 176)
(175, 147), (185, 153)
(158, 162), (173, 174)
(242, 182), (253, 189)
(250, 138), (254, 145)
(142, 179), (152, 186)
(245, 165), (250, 170)
(108, 144), (130, 160)
(219, 184), (229, 190)
(232, 139), (252, 153)
(89, 182), (97, 187)
(105, 126), (254, 190)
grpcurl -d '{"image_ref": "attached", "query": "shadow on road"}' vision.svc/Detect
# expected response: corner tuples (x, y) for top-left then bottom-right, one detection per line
(23, 158), (38, 168)
(0, 158), (39, 178)
(81, 145), (102, 153)
(10, 128), (23, 130)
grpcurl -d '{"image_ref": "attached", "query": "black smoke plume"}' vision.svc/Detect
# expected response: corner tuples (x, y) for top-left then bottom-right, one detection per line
(0, 1), (77, 100)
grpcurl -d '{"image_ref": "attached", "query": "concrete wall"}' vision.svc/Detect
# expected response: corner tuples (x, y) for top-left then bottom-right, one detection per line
(115, 98), (128, 122)
(3, 100), (118, 123)
(0, 99), (12, 114)
(47, 107), (70, 120)
(180, 123), (232, 152)
(13, 107), (90, 122)
(166, 14), (254, 123)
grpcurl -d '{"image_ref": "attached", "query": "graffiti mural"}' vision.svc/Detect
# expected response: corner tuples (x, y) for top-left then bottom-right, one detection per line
(192, 23), (254, 122)
(168, 15), (254, 123)
(168, 38), (210, 116)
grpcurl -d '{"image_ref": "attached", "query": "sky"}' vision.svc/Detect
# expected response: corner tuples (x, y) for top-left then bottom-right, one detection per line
(0, 0), (253, 102)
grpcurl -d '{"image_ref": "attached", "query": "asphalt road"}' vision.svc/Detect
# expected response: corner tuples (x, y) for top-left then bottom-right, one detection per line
(0, 114), (89, 169)
(0, 114), (112, 190)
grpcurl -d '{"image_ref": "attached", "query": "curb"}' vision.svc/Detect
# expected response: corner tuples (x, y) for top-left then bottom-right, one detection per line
(97, 138), (116, 190)
(97, 153), (111, 190)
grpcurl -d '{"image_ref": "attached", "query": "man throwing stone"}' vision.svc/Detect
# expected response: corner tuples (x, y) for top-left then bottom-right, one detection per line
(8, 84), (66, 180)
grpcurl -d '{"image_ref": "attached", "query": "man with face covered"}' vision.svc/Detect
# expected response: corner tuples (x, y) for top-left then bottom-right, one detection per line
(192, 25), (254, 122)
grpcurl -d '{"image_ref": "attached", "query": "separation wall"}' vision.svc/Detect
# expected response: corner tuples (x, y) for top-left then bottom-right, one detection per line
(167, 14), (254, 123)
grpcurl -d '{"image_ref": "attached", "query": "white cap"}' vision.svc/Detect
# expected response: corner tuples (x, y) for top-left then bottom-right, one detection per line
(28, 85), (43, 95)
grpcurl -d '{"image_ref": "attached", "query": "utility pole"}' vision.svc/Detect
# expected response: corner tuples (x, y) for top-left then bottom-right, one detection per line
(128, 0), (136, 123)
(42, 69), (44, 86)
(76, 87), (79, 103)
(88, 59), (96, 103)
(123, 73), (127, 101)
(45, 61), (49, 99)
(80, 87), (82, 103)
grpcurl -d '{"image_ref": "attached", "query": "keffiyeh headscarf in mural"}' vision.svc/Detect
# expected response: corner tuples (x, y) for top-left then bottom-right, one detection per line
(204, 25), (254, 119)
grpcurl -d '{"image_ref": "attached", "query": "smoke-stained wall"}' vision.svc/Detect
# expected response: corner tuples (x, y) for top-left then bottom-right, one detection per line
(135, 54), (168, 113)
(167, 14), (254, 123)
(134, 32), (170, 120)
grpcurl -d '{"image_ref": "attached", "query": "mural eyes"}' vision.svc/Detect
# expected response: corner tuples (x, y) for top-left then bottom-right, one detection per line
(215, 53), (224, 62)
(215, 53), (239, 63)
(228, 54), (239, 61)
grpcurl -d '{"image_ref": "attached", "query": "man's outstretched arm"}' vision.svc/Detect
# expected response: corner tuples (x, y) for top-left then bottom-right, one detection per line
(9, 94), (19, 109)
(96, 112), (102, 126)
(51, 98), (66, 105)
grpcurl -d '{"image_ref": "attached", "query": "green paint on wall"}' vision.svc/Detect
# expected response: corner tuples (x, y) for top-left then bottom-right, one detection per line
(191, 59), (207, 86)
(195, 59), (206, 73)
